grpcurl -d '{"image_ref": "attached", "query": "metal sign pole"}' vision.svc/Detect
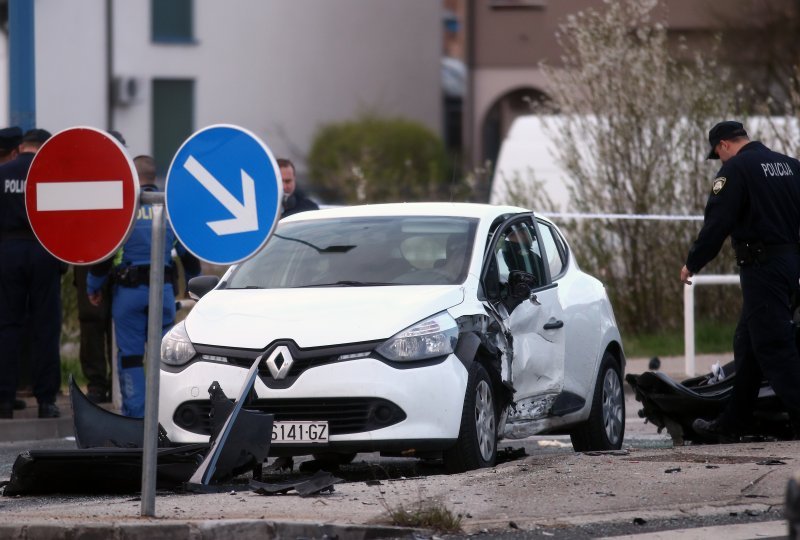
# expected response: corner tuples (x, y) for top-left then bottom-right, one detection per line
(140, 191), (166, 517)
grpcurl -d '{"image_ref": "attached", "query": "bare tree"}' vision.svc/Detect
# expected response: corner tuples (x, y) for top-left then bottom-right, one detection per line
(512, 0), (740, 333)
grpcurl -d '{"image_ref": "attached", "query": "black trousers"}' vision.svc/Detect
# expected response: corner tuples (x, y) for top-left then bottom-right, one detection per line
(0, 240), (62, 405)
(73, 265), (112, 394)
(720, 253), (800, 433)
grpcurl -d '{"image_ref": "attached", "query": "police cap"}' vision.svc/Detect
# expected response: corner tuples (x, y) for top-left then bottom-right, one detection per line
(707, 120), (748, 160)
(0, 126), (22, 152)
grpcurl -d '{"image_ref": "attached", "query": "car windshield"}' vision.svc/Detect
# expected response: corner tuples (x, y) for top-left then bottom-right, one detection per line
(225, 216), (478, 288)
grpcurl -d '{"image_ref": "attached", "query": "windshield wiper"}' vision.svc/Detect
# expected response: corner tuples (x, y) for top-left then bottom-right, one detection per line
(297, 280), (397, 288)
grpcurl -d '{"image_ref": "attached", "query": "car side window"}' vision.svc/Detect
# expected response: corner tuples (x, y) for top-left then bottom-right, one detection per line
(538, 221), (567, 279)
(494, 221), (546, 290)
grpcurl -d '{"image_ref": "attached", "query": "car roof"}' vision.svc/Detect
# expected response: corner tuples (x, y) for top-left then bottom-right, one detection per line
(281, 202), (531, 222)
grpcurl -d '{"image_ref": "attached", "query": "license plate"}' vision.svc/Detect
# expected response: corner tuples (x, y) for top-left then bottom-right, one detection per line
(271, 421), (329, 444)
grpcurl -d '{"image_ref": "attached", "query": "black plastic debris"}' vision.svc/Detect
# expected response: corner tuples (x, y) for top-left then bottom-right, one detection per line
(250, 470), (343, 497)
(626, 364), (793, 445)
(756, 459), (787, 466)
(186, 354), (274, 487)
(664, 467), (681, 474)
(2, 445), (208, 496)
(70, 376), (170, 449)
(4, 357), (272, 496)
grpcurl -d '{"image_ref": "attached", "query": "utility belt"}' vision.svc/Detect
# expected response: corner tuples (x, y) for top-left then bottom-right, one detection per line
(733, 241), (800, 267)
(114, 264), (174, 288)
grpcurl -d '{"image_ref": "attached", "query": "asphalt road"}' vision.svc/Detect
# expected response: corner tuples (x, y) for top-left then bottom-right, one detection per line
(0, 392), (794, 540)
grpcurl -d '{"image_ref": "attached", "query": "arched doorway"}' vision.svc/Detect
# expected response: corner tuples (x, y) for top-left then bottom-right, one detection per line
(482, 87), (554, 169)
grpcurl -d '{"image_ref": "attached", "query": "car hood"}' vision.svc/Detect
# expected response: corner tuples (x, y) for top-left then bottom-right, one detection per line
(184, 285), (466, 349)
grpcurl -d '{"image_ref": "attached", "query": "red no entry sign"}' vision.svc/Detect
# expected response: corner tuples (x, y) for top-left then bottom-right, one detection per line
(25, 127), (139, 265)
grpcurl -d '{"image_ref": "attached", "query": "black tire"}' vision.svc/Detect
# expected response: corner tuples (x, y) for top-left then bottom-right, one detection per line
(443, 362), (498, 473)
(570, 352), (625, 452)
(311, 452), (357, 466)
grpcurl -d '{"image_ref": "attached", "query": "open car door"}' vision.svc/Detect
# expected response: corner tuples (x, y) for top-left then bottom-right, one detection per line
(481, 214), (566, 429)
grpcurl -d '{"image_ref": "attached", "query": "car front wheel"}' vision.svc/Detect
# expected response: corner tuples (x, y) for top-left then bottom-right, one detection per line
(443, 362), (498, 473)
(569, 352), (625, 451)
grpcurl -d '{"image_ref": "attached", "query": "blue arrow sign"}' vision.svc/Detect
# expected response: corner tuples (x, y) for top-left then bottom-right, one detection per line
(165, 125), (283, 265)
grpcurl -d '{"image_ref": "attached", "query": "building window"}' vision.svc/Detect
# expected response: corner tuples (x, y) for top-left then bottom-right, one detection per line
(152, 0), (194, 43)
(152, 79), (194, 179)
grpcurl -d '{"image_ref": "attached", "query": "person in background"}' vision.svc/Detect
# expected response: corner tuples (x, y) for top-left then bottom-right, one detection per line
(72, 130), (126, 404)
(0, 127), (21, 165)
(87, 155), (199, 417)
(0, 127), (28, 413)
(0, 129), (62, 419)
(278, 158), (319, 218)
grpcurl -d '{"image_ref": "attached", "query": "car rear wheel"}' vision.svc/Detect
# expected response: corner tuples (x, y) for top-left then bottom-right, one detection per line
(569, 352), (625, 452)
(443, 362), (498, 473)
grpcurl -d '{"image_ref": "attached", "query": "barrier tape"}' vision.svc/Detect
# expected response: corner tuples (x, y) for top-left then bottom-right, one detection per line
(539, 212), (704, 222)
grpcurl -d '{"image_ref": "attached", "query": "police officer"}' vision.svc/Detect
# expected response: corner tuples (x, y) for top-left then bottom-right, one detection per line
(72, 131), (126, 404)
(87, 155), (199, 417)
(278, 158), (319, 218)
(0, 129), (62, 419)
(681, 120), (800, 441)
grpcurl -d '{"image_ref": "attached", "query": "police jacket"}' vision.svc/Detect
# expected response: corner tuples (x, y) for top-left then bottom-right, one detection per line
(87, 184), (200, 293)
(686, 141), (800, 273)
(0, 152), (36, 238)
(281, 188), (319, 218)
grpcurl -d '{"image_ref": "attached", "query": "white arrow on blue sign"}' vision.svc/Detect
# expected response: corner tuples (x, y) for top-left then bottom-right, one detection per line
(165, 125), (283, 265)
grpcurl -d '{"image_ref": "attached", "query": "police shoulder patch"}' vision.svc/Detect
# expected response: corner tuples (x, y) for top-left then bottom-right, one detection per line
(712, 177), (726, 195)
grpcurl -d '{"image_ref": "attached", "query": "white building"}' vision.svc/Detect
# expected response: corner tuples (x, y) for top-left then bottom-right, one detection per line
(24, 0), (442, 185)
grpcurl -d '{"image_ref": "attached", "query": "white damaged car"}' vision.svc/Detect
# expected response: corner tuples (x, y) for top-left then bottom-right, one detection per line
(159, 203), (624, 472)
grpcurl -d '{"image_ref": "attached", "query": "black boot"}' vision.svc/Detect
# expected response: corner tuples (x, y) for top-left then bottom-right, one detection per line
(38, 402), (60, 419)
(692, 417), (739, 444)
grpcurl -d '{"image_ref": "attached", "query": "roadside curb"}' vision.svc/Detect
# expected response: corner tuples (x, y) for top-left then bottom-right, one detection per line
(0, 417), (74, 443)
(460, 501), (784, 534)
(0, 519), (426, 540)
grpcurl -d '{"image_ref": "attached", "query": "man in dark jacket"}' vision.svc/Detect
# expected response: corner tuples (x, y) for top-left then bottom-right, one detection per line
(278, 158), (318, 218)
(681, 120), (800, 441)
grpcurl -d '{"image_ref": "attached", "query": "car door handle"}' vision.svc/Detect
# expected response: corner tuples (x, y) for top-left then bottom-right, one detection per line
(543, 319), (564, 330)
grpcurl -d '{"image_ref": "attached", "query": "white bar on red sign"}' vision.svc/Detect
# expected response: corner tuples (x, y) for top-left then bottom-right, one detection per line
(37, 180), (124, 211)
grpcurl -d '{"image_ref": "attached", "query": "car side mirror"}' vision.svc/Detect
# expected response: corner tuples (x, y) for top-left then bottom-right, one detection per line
(188, 275), (220, 300)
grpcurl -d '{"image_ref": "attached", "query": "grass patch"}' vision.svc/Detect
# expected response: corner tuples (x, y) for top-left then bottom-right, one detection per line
(624, 320), (736, 358)
(382, 498), (462, 533)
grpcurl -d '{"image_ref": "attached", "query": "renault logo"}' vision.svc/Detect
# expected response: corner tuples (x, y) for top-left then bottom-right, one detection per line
(265, 345), (294, 380)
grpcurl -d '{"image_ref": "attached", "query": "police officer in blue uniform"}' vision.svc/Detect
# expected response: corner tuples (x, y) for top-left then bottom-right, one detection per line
(0, 129), (62, 419)
(681, 121), (800, 441)
(87, 155), (199, 417)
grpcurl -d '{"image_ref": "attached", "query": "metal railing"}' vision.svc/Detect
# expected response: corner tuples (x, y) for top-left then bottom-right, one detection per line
(683, 274), (740, 376)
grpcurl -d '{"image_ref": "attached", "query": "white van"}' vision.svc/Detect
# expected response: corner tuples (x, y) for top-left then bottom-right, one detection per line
(488, 115), (572, 210)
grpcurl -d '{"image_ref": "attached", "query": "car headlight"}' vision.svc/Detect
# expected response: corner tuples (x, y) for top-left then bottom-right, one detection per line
(161, 320), (196, 367)
(376, 312), (458, 362)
